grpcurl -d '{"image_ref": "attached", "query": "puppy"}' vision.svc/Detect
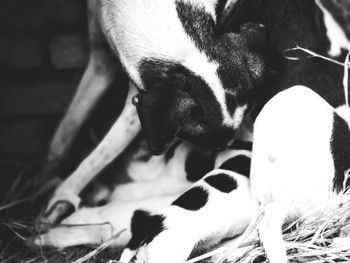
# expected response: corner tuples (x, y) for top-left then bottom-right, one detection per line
(210, 85), (350, 263)
(119, 140), (253, 263)
(249, 85), (350, 263)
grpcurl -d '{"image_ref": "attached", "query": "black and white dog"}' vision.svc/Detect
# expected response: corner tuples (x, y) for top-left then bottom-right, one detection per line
(38, 0), (276, 227)
(120, 139), (253, 263)
(243, 84), (350, 263)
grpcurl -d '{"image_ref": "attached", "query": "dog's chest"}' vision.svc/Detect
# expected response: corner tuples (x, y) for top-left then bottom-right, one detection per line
(100, 0), (217, 88)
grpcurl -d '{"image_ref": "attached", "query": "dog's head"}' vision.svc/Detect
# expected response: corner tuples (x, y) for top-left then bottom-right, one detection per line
(133, 23), (274, 154)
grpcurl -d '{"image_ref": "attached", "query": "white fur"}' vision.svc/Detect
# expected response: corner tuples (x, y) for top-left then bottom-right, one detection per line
(250, 86), (337, 263)
(224, 0), (238, 12)
(125, 143), (192, 182)
(111, 144), (194, 201)
(316, 0), (350, 57)
(336, 105), (350, 130)
(232, 104), (248, 129)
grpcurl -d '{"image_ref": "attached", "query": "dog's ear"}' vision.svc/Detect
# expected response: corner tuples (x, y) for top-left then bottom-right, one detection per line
(223, 23), (268, 82)
(134, 86), (196, 154)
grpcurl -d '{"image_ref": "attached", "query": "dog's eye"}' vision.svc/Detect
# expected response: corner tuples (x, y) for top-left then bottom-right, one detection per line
(132, 95), (139, 106)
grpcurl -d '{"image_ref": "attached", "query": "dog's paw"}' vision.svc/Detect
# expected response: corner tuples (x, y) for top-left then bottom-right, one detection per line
(34, 222), (114, 248)
(36, 194), (81, 232)
(34, 204), (130, 248)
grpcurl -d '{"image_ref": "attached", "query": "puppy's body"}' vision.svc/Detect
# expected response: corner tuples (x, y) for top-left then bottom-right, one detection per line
(249, 86), (350, 263)
(120, 140), (253, 263)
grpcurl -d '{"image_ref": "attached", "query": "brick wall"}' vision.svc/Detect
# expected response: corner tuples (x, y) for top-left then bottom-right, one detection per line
(0, 0), (89, 158)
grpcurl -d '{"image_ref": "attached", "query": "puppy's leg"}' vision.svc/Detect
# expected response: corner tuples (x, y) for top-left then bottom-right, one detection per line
(39, 0), (120, 180)
(40, 83), (141, 225)
(258, 203), (287, 263)
(35, 195), (175, 248)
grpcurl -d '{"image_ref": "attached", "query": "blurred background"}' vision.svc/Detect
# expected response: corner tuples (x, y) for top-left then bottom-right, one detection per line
(0, 1), (128, 261)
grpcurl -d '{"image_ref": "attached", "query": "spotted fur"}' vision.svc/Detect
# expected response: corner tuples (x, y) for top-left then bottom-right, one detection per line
(119, 140), (253, 263)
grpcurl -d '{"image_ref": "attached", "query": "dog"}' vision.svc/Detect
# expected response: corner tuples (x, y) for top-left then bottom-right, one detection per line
(210, 83), (350, 263)
(38, 0), (276, 228)
(119, 140), (253, 263)
(246, 84), (350, 263)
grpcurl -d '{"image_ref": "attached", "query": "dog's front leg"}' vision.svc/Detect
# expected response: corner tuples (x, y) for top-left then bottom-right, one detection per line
(39, 82), (141, 226)
(38, 0), (120, 182)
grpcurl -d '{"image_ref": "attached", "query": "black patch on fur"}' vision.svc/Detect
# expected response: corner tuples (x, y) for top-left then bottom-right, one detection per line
(164, 140), (182, 160)
(172, 186), (208, 211)
(331, 114), (350, 192)
(205, 173), (238, 193)
(127, 210), (166, 250)
(185, 150), (214, 182)
(139, 59), (222, 129)
(138, 59), (236, 150)
(228, 140), (252, 151)
(176, 1), (216, 48)
(225, 92), (237, 116)
(219, 155), (251, 178)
